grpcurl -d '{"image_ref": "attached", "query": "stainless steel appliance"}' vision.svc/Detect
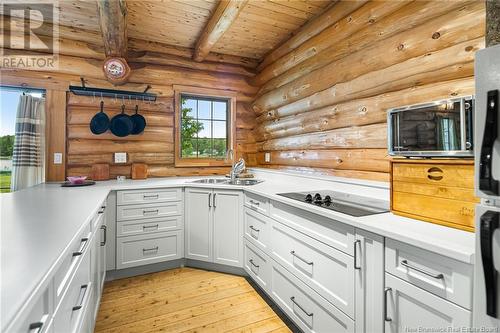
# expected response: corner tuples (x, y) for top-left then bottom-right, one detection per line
(277, 190), (389, 217)
(473, 43), (500, 329)
(388, 96), (474, 157)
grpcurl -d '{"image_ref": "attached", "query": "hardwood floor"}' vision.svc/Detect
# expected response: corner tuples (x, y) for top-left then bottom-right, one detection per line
(94, 267), (292, 333)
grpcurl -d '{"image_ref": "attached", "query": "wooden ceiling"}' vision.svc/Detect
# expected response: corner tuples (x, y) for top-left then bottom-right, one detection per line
(3, 0), (332, 64)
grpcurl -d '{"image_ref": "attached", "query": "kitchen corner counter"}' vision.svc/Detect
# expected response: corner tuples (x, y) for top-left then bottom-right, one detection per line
(0, 169), (475, 331)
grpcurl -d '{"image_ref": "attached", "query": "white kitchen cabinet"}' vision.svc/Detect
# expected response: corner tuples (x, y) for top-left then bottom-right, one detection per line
(354, 229), (384, 333)
(185, 187), (243, 267)
(185, 188), (213, 262)
(384, 273), (471, 333)
(213, 189), (243, 266)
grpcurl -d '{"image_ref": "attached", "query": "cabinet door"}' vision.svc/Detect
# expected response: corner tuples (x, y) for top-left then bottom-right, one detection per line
(355, 229), (384, 333)
(185, 188), (213, 262)
(384, 274), (471, 333)
(90, 231), (100, 322)
(213, 190), (243, 267)
(99, 217), (107, 292)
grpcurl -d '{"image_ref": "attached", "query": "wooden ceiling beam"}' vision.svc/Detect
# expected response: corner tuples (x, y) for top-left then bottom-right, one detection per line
(193, 0), (248, 62)
(96, 0), (128, 57)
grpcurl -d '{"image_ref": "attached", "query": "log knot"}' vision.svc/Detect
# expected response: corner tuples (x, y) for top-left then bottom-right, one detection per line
(432, 32), (441, 40)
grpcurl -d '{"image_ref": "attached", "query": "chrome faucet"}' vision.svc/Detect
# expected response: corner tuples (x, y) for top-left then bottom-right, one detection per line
(226, 149), (245, 182)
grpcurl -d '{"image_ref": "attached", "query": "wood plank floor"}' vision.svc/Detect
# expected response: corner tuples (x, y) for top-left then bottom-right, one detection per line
(94, 267), (292, 333)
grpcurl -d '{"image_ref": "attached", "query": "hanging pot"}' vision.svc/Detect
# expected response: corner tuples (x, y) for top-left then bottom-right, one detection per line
(89, 100), (109, 134)
(130, 104), (146, 135)
(109, 104), (133, 137)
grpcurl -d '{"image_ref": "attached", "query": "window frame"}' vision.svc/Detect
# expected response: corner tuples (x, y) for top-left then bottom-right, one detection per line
(174, 85), (236, 167)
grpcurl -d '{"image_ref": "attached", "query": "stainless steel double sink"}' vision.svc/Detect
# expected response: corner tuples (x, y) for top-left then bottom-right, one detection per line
(189, 178), (263, 186)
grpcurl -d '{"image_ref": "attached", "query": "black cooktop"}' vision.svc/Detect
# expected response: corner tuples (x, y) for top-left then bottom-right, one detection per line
(278, 190), (389, 217)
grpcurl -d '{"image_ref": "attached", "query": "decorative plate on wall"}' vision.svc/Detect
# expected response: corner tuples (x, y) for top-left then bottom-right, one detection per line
(102, 57), (130, 85)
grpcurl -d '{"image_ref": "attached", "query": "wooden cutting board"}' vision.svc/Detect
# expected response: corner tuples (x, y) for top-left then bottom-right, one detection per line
(91, 163), (110, 181)
(132, 163), (148, 179)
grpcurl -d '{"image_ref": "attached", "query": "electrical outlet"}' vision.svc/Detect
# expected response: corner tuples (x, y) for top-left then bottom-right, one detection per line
(114, 152), (127, 163)
(265, 152), (271, 163)
(54, 153), (62, 164)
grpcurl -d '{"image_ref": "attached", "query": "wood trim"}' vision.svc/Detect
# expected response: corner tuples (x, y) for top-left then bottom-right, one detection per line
(193, 0), (248, 62)
(45, 90), (67, 181)
(173, 85), (236, 168)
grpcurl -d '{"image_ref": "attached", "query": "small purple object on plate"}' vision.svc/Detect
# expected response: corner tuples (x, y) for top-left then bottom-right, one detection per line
(67, 176), (87, 184)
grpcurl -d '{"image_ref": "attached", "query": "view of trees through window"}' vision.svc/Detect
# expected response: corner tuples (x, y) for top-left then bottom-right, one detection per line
(180, 95), (228, 159)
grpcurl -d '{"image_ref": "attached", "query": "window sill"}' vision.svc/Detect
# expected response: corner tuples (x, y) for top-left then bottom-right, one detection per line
(174, 158), (232, 168)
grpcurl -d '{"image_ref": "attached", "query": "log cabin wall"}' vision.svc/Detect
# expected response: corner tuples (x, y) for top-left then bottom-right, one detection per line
(1, 24), (259, 180)
(250, 1), (485, 182)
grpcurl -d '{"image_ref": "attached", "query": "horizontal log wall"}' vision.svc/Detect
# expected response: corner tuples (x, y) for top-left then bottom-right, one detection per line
(0, 24), (258, 180)
(252, 1), (485, 182)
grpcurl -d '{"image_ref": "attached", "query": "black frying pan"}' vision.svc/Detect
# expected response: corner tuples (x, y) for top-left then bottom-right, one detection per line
(89, 101), (109, 134)
(110, 104), (133, 137)
(130, 104), (146, 135)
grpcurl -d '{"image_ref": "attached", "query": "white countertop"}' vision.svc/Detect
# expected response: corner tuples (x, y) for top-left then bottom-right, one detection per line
(0, 168), (475, 330)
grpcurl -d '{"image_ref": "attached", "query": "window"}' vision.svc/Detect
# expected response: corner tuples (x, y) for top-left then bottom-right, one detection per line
(174, 86), (236, 167)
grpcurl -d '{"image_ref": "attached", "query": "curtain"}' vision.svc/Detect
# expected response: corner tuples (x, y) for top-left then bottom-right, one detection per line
(10, 94), (46, 191)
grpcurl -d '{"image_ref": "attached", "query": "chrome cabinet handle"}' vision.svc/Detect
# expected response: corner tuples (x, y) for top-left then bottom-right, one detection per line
(208, 193), (212, 208)
(143, 224), (159, 230)
(143, 194), (159, 199)
(291, 250), (313, 265)
(400, 260), (444, 279)
(28, 314), (48, 333)
(249, 199), (260, 206)
(384, 287), (392, 322)
(72, 284), (89, 311)
(143, 246), (159, 252)
(213, 193), (217, 208)
(249, 225), (260, 232)
(290, 296), (313, 317)
(354, 240), (361, 270)
(72, 237), (89, 257)
(100, 225), (107, 246)
(249, 259), (259, 268)
(143, 209), (159, 215)
(98, 205), (106, 214)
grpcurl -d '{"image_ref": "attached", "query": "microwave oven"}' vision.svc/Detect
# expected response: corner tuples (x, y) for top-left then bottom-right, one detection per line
(388, 96), (474, 157)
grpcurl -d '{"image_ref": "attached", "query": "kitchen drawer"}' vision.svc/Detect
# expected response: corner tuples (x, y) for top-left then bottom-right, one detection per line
(116, 231), (183, 269)
(244, 192), (270, 216)
(271, 220), (355, 317)
(244, 239), (271, 293)
(117, 188), (182, 205)
(7, 284), (53, 333)
(385, 239), (473, 309)
(53, 225), (92, 306)
(385, 273), (471, 332)
(116, 202), (182, 221)
(271, 263), (354, 333)
(117, 216), (183, 237)
(244, 207), (271, 252)
(392, 162), (474, 189)
(53, 249), (91, 333)
(270, 201), (355, 255)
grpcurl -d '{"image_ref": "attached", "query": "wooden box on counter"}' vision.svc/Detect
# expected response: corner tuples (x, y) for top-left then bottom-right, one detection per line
(390, 159), (478, 232)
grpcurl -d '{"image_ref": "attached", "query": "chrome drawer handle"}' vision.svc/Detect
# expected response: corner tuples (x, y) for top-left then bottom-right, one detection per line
(28, 314), (48, 333)
(143, 224), (159, 230)
(100, 225), (107, 246)
(290, 296), (313, 317)
(98, 205), (106, 214)
(249, 259), (259, 268)
(249, 225), (260, 233)
(291, 250), (313, 265)
(249, 200), (260, 206)
(384, 287), (392, 322)
(400, 260), (444, 279)
(143, 209), (159, 215)
(143, 194), (159, 199)
(72, 237), (89, 257)
(143, 246), (159, 252)
(72, 284), (89, 311)
(354, 240), (361, 270)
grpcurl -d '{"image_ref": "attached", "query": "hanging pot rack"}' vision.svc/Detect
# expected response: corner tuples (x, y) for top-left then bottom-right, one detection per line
(69, 79), (157, 102)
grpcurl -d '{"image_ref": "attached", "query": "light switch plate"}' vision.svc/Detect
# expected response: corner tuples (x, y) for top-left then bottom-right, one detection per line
(114, 152), (127, 163)
(265, 152), (271, 163)
(54, 153), (62, 164)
